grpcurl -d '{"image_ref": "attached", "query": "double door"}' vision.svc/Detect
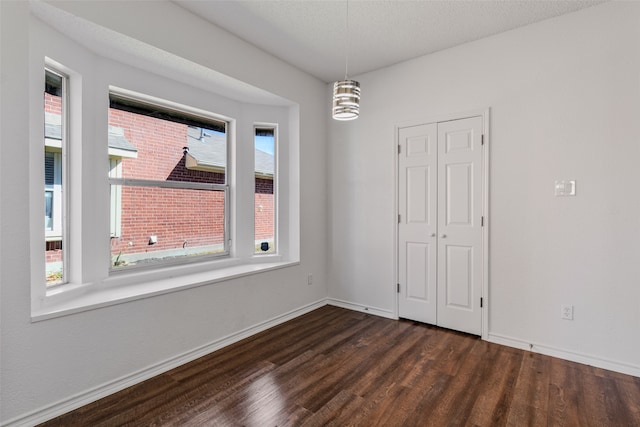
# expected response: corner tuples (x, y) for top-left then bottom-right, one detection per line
(398, 116), (484, 335)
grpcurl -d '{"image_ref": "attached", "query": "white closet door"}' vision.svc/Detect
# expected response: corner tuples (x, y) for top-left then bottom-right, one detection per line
(397, 115), (484, 335)
(398, 123), (438, 324)
(436, 116), (484, 335)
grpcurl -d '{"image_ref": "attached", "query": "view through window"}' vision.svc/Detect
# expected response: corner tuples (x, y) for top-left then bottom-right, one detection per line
(108, 94), (229, 270)
(255, 127), (276, 254)
(44, 68), (66, 286)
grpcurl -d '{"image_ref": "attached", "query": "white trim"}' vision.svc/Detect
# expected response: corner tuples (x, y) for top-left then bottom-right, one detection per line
(44, 138), (62, 149)
(487, 332), (640, 378)
(108, 147), (137, 159)
(392, 126), (399, 319)
(393, 108), (490, 338)
(481, 109), (490, 340)
(327, 298), (397, 320)
(109, 86), (233, 127)
(5, 299), (328, 427)
(33, 259), (296, 322)
(184, 153), (225, 173)
(109, 158), (122, 238)
(394, 108), (490, 130)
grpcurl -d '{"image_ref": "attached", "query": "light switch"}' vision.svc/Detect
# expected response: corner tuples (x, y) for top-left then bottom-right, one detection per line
(554, 180), (576, 196)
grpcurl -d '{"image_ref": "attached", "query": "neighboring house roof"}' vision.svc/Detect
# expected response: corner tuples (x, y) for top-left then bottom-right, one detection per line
(107, 126), (138, 155)
(186, 126), (274, 177)
(254, 148), (274, 177)
(44, 112), (138, 157)
(186, 126), (227, 172)
(44, 115), (62, 140)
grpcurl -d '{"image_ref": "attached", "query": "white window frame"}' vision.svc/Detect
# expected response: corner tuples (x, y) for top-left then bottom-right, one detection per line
(108, 157), (122, 238)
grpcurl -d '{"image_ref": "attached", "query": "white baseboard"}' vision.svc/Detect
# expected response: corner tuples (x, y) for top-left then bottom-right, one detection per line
(488, 332), (640, 378)
(327, 298), (397, 320)
(2, 299), (328, 427)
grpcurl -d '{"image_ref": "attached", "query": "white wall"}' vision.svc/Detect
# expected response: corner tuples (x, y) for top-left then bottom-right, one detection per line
(328, 1), (640, 374)
(0, 1), (327, 424)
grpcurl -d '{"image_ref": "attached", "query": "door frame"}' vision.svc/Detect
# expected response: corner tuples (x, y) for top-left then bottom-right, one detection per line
(393, 108), (490, 339)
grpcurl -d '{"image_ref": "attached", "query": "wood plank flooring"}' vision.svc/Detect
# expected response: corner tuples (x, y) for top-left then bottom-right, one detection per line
(39, 306), (640, 426)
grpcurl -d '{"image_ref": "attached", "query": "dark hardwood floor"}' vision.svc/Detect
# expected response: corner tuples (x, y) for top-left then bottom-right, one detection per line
(39, 305), (640, 426)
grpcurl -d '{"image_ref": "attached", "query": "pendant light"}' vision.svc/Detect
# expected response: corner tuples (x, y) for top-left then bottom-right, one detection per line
(332, 0), (360, 121)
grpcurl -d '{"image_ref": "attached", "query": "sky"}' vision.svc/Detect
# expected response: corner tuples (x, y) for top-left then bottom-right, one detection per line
(255, 135), (274, 155)
(207, 129), (274, 155)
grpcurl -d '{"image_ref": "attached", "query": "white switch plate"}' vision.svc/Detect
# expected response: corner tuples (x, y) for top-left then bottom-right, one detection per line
(555, 180), (576, 196)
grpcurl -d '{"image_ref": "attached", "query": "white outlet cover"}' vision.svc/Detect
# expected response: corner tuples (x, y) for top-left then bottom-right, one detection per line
(561, 304), (574, 320)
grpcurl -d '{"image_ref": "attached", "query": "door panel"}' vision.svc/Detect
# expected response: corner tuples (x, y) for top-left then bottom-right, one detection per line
(437, 116), (483, 335)
(444, 128), (474, 153)
(445, 163), (473, 226)
(406, 242), (429, 300)
(407, 135), (431, 157)
(406, 166), (429, 223)
(398, 124), (437, 324)
(445, 245), (472, 309)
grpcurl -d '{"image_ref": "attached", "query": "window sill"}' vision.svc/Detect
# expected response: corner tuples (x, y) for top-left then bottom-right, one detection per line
(32, 258), (299, 322)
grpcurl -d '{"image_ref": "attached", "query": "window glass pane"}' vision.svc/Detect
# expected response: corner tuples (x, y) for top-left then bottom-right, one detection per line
(108, 95), (228, 270)
(110, 186), (226, 269)
(45, 191), (53, 230)
(108, 105), (226, 183)
(255, 128), (276, 254)
(44, 69), (65, 286)
(44, 151), (55, 185)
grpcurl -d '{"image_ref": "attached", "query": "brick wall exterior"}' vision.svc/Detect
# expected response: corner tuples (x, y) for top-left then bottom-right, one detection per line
(109, 108), (226, 258)
(255, 177), (275, 241)
(45, 241), (62, 263)
(45, 92), (61, 115)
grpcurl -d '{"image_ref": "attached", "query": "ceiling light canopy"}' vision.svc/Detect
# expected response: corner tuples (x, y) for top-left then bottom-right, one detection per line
(332, 1), (360, 121)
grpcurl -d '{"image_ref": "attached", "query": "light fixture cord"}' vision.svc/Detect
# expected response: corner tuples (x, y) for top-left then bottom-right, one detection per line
(344, 0), (350, 80)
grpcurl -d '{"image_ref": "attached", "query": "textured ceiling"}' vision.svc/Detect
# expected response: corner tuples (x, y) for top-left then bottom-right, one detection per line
(174, 0), (605, 83)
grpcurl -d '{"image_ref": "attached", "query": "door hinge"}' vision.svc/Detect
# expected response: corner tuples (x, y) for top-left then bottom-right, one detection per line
(397, 283), (400, 293)
(481, 216), (484, 227)
(481, 134), (485, 145)
(398, 214), (401, 224)
(398, 144), (401, 154)
(480, 297), (484, 308)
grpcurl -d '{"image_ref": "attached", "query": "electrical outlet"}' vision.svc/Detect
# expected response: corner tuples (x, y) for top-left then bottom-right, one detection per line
(307, 273), (313, 285)
(561, 304), (574, 320)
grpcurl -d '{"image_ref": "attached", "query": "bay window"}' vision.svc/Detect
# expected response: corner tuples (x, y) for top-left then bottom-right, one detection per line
(31, 20), (298, 321)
